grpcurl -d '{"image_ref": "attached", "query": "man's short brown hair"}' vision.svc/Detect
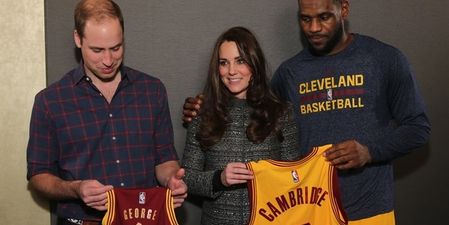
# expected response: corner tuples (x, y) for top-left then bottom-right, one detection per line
(74, 0), (124, 40)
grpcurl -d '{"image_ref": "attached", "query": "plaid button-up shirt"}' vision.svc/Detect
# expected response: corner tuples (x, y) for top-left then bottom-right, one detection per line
(26, 64), (178, 220)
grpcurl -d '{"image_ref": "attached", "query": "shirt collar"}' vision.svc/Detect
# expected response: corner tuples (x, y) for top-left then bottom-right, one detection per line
(72, 60), (130, 85)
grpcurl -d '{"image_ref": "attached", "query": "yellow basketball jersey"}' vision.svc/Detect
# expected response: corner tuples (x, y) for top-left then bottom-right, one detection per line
(246, 144), (347, 225)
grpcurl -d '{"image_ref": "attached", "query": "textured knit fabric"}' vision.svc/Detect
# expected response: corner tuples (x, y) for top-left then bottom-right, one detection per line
(182, 99), (300, 225)
(271, 34), (431, 220)
(26, 63), (178, 220)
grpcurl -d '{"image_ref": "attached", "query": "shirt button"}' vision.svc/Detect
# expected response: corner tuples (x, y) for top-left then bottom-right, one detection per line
(109, 113), (113, 118)
(120, 183), (125, 187)
(112, 136), (116, 140)
(85, 77), (90, 81)
(116, 160), (120, 164)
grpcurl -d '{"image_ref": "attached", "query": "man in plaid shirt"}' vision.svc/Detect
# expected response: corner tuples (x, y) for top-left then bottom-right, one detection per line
(26, 1), (187, 224)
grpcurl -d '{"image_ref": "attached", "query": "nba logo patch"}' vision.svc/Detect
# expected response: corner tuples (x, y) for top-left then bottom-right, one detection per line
(326, 88), (333, 101)
(138, 192), (146, 204)
(291, 170), (299, 183)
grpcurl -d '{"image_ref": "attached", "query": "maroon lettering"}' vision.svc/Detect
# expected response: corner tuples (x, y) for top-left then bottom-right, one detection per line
(275, 195), (290, 212)
(310, 187), (322, 204)
(297, 188), (304, 204)
(288, 191), (297, 207)
(259, 208), (275, 221)
(267, 202), (282, 217)
(304, 186), (309, 204)
(316, 191), (328, 206)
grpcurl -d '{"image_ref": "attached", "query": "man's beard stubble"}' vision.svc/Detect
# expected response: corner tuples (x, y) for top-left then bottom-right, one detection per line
(306, 22), (344, 56)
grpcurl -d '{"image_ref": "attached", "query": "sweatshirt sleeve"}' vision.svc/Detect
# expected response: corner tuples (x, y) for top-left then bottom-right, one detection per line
(368, 49), (431, 162)
(181, 118), (223, 198)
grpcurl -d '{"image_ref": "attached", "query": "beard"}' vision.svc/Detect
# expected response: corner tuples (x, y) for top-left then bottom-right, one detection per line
(305, 22), (344, 56)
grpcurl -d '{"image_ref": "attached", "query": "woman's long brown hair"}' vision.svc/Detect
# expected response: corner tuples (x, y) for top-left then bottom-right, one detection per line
(197, 26), (287, 148)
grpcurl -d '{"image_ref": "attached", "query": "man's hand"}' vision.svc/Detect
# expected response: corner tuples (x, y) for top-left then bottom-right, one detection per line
(166, 168), (188, 208)
(182, 94), (203, 124)
(76, 180), (113, 211)
(220, 162), (254, 187)
(323, 140), (372, 170)
(29, 173), (112, 211)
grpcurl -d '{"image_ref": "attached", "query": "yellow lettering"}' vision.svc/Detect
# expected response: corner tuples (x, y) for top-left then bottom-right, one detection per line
(337, 99), (344, 108)
(323, 77), (330, 89)
(324, 77), (334, 89)
(134, 208), (139, 219)
(338, 75), (346, 87)
(299, 83), (306, 94)
(330, 99), (337, 109)
(355, 74), (364, 86)
(305, 82), (311, 93)
(300, 105), (306, 114)
(326, 100), (331, 110)
(310, 80), (317, 92)
(146, 209), (152, 219)
(313, 102), (324, 112)
(140, 208), (146, 219)
(299, 74), (364, 96)
(346, 75), (355, 86)
(358, 97), (364, 107)
(123, 209), (128, 220)
(344, 98), (351, 108)
(121, 208), (159, 220)
(152, 210), (157, 220)
(300, 96), (364, 115)
(128, 208), (133, 219)
(306, 104), (313, 114)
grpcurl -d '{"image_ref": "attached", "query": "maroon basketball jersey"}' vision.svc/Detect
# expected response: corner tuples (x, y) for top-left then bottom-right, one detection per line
(102, 187), (179, 225)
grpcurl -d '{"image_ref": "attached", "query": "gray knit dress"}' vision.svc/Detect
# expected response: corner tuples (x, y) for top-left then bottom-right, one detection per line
(182, 99), (300, 225)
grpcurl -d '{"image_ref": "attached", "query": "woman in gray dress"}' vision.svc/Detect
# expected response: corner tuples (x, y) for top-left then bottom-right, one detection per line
(182, 26), (299, 225)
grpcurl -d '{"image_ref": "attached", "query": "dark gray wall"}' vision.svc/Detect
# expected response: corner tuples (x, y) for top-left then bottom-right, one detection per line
(45, 0), (449, 224)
